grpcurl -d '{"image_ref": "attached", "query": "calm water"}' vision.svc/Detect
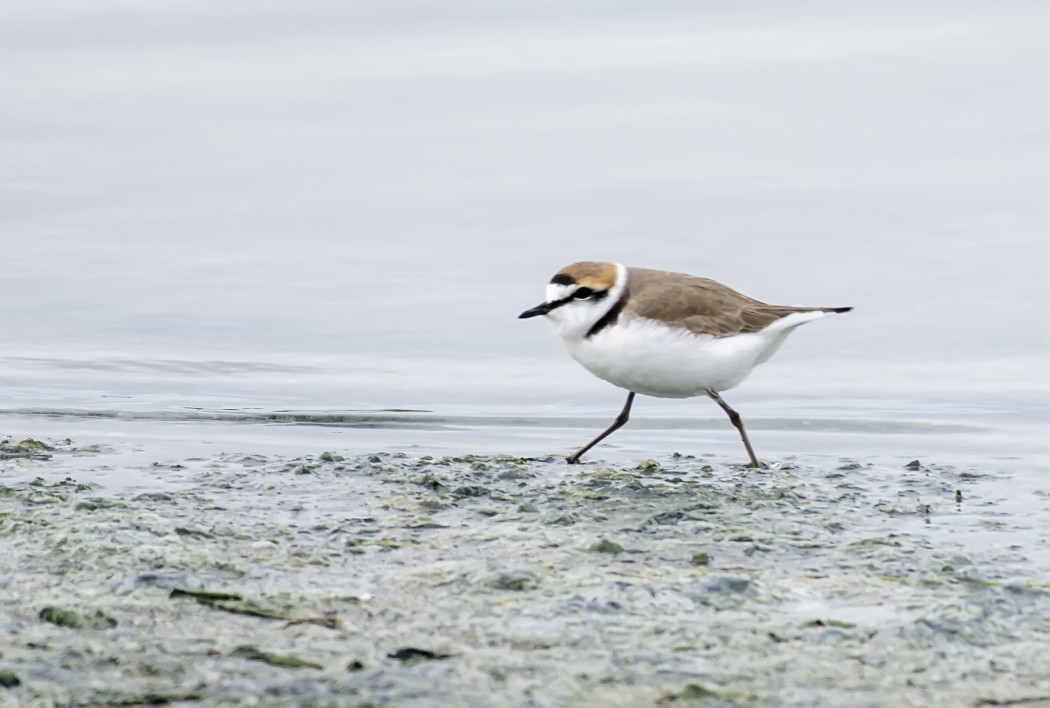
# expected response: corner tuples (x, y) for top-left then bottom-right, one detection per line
(2, 1), (1049, 465)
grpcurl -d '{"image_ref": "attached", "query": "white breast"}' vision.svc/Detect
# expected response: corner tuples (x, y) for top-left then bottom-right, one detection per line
(562, 312), (828, 398)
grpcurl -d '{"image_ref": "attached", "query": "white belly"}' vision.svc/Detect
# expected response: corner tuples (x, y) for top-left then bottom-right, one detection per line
(563, 315), (814, 398)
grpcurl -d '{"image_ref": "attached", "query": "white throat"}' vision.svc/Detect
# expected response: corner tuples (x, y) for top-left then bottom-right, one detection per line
(545, 263), (628, 341)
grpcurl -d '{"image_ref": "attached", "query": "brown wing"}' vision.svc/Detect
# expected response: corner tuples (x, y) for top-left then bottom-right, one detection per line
(625, 267), (832, 337)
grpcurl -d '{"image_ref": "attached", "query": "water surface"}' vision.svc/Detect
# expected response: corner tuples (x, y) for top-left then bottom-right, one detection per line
(2, 1), (1049, 461)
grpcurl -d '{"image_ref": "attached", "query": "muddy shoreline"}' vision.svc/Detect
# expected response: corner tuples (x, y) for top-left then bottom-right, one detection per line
(2, 439), (1049, 706)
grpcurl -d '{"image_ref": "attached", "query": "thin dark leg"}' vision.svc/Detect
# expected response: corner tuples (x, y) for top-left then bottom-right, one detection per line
(567, 392), (635, 464)
(707, 390), (760, 468)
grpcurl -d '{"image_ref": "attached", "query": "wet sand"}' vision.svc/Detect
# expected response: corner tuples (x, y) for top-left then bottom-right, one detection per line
(2, 439), (1050, 706)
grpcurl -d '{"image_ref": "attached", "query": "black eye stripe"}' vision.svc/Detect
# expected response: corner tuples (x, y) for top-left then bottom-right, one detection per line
(545, 287), (609, 313)
(570, 287), (608, 302)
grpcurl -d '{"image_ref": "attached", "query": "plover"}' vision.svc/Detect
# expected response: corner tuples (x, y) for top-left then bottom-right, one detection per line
(519, 261), (852, 466)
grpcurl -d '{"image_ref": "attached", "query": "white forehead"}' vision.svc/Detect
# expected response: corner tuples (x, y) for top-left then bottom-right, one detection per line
(545, 282), (576, 302)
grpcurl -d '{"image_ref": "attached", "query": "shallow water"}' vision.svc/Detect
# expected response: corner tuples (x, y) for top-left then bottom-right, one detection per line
(3, 2), (1049, 459)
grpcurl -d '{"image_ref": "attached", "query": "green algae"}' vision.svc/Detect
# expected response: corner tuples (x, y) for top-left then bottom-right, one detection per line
(486, 570), (541, 591)
(231, 645), (323, 670)
(87, 690), (203, 705)
(0, 437), (54, 459)
(658, 683), (754, 704)
(591, 539), (625, 554)
(39, 606), (118, 630)
(169, 588), (292, 620)
(690, 551), (711, 566)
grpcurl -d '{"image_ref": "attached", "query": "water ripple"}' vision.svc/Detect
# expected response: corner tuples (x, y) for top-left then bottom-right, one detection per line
(0, 407), (985, 434)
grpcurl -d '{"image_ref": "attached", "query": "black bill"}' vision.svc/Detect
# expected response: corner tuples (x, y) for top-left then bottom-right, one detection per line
(518, 302), (555, 319)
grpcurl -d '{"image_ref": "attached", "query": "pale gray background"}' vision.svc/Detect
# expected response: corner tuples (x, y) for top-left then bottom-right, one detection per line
(2, 2), (1047, 441)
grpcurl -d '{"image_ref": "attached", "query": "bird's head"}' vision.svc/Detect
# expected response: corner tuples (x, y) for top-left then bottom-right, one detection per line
(519, 261), (626, 339)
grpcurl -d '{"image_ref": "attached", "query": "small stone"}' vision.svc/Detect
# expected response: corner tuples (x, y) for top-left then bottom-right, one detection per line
(387, 647), (451, 664)
(702, 576), (750, 593)
(801, 618), (856, 629)
(451, 485), (489, 498)
(657, 683), (721, 703)
(418, 473), (443, 490)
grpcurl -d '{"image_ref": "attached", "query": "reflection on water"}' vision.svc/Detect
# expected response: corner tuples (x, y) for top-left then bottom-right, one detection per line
(0, 405), (987, 434)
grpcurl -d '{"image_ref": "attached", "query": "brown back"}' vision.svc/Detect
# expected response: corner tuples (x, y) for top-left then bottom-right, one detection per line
(625, 267), (838, 337)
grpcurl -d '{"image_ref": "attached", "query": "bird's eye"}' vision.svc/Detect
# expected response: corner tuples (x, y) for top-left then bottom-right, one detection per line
(573, 287), (595, 300)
